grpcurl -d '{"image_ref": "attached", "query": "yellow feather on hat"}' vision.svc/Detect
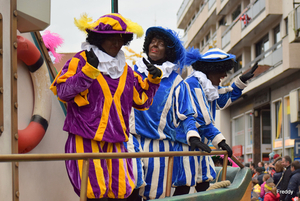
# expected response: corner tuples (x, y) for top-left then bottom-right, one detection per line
(74, 13), (98, 33)
(74, 13), (143, 38)
(125, 18), (143, 38)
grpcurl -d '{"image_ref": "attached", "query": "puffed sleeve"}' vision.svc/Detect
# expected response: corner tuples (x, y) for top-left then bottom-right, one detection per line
(186, 78), (225, 147)
(217, 77), (247, 109)
(50, 51), (100, 106)
(174, 81), (199, 145)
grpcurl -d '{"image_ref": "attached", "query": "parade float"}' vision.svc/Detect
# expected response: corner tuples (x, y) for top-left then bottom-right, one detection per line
(0, 1), (251, 201)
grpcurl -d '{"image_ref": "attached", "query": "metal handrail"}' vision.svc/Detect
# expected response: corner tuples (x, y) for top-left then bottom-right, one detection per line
(0, 151), (243, 201)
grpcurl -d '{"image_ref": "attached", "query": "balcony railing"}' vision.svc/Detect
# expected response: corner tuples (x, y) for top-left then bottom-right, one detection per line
(295, 5), (300, 31)
(181, 0), (217, 45)
(241, 0), (266, 30)
(177, 0), (191, 22)
(223, 40), (283, 86)
(201, 31), (217, 52)
(222, 29), (231, 49)
(221, 0), (265, 49)
(184, 1), (208, 34)
(208, 0), (216, 10)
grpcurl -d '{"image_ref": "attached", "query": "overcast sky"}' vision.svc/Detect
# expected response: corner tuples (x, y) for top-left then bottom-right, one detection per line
(43, 0), (185, 58)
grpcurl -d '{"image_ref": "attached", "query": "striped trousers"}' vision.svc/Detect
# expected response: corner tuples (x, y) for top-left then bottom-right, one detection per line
(123, 134), (146, 189)
(128, 135), (216, 200)
(65, 133), (135, 199)
(135, 135), (174, 200)
(174, 142), (216, 185)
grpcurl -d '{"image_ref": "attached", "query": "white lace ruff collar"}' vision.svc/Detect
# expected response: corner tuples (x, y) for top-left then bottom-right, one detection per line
(135, 58), (175, 78)
(81, 42), (126, 79)
(189, 70), (219, 102)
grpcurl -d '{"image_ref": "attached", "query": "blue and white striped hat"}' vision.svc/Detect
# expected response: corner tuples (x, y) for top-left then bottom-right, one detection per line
(200, 48), (236, 62)
(185, 47), (236, 73)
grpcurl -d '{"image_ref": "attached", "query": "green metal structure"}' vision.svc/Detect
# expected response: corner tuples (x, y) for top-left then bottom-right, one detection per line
(155, 167), (252, 201)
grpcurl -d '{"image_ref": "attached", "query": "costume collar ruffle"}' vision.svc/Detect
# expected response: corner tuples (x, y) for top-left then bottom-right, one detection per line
(189, 70), (219, 102)
(136, 58), (175, 78)
(81, 42), (126, 79)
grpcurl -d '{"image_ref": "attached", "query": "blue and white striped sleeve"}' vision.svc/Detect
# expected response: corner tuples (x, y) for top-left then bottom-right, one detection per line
(217, 77), (247, 109)
(188, 81), (225, 148)
(173, 81), (199, 145)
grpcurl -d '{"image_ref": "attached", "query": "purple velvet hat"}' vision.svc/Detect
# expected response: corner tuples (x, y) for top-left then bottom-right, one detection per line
(74, 13), (144, 38)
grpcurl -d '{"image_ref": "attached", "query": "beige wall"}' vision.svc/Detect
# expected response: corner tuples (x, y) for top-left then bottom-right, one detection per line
(282, 0), (294, 18)
(271, 74), (300, 101)
(215, 109), (232, 145)
(265, 0), (282, 15)
(282, 36), (300, 70)
(217, 25), (227, 49)
(0, 1), (13, 200)
(230, 98), (254, 118)
(288, 41), (300, 69)
(243, 47), (251, 66)
(217, 0), (230, 14)
(230, 20), (242, 48)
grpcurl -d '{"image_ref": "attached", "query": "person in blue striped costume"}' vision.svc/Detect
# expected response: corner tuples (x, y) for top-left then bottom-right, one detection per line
(179, 47), (258, 193)
(127, 27), (212, 200)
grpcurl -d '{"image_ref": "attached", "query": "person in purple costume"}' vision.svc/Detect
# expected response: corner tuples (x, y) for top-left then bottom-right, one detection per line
(50, 13), (162, 201)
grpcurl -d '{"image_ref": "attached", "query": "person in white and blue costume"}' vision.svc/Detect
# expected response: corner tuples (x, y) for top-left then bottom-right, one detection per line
(182, 47), (258, 192)
(127, 27), (211, 200)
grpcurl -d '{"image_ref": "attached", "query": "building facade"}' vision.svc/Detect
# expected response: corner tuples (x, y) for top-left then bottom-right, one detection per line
(177, 0), (300, 165)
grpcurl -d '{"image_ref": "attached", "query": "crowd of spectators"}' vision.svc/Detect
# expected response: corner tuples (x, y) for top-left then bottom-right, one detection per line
(249, 154), (300, 201)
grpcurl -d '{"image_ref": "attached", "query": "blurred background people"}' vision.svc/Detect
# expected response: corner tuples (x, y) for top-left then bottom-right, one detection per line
(264, 182), (280, 201)
(273, 160), (284, 190)
(285, 161), (300, 201)
(260, 174), (271, 199)
(280, 155), (293, 201)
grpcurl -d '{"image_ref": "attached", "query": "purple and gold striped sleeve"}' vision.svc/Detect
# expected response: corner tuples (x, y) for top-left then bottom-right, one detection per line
(50, 51), (100, 106)
(132, 71), (161, 111)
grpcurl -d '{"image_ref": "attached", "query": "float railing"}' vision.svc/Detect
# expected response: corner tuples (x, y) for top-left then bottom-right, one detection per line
(0, 150), (243, 201)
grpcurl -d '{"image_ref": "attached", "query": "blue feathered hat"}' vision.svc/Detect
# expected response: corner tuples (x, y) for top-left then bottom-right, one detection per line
(186, 47), (236, 74)
(145, 26), (186, 71)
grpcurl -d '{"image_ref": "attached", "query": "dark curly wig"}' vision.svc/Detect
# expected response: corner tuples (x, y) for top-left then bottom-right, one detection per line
(143, 31), (177, 63)
(86, 30), (133, 48)
(191, 59), (236, 75)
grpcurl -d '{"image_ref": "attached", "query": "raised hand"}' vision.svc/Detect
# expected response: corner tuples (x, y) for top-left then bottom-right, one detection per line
(142, 58), (162, 79)
(85, 49), (99, 68)
(240, 62), (258, 83)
